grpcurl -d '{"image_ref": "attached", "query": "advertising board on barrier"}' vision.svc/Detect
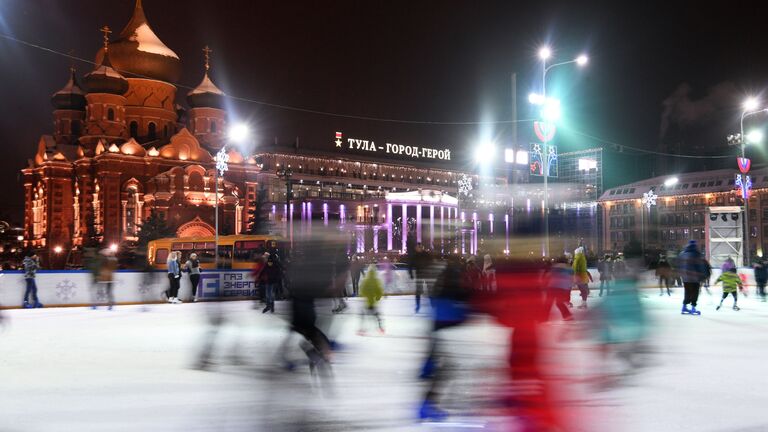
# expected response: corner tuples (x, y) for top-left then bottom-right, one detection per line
(198, 271), (258, 299)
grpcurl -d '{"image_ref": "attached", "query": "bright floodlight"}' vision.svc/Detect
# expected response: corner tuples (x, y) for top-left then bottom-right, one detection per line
(17, 235), (23, 241)
(538, 46), (551, 60)
(541, 98), (561, 122)
(664, 177), (678, 186)
(53, 246), (63, 254)
(228, 123), (251, 143)
(576, 54), (588, 66)
(475, 141), (496, 164)
(528, 93), (545, 105)
(747, 129), (764, 144)
(744, 97), (759, 112)
(110, 243), (119, 252)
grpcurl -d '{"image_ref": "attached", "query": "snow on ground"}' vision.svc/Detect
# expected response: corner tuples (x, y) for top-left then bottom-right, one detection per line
(1, 288), (767, 432)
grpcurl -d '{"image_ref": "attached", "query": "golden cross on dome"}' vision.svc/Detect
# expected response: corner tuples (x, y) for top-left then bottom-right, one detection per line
(100, 25), (112, 52)
(203, 45), (212, 71)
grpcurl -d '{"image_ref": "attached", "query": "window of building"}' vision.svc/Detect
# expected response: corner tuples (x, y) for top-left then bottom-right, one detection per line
(682, 183), (689, 189)
(148, 122), (157, 141)
(707, 181), (715, 187)
(716, 180), (723, 186)
(130, 121), (138, 138)
(211, 121), (217, 133)
(163, 124), (168, 138)
(72, 121), (81, 135)
(107, 108), (115, 121)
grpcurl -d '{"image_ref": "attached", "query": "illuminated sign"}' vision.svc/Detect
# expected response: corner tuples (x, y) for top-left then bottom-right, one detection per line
(505, 149), (529, 165)
(334, 131), (451, 161)
(530, 143), (558, 177)
(578, 158), (597, 171)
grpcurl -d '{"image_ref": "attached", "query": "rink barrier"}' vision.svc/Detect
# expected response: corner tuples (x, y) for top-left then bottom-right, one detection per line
(0, 267), (754, 309)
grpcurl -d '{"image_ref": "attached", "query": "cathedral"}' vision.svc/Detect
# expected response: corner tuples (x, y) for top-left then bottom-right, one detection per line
(22, 0), (507, 267)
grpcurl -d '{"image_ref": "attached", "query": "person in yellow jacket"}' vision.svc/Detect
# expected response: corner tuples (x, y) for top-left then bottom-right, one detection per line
(715, 267), (744, 311)
(358, 264), (385, 335)
(572, 247), (593, 309)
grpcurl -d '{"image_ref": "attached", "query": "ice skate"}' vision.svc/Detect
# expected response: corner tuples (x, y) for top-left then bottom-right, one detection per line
(578, 300), (588, 309)
(733, 305), (740, 311)
(34, 301), (44, 308)
(419, 400), (448, 421)
(716, 303), (722, 311)
(22, 301), (32, 309)
(681, 305), (691, 314)
(262, 305), (270, 313)
(690, 306), (701, 315)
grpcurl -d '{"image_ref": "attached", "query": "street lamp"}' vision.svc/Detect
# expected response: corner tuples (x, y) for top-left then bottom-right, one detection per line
(276, 166), (294, 244)
(535, 46), (588, 257)
(736, 99), (768, 266)
(214, 123), (251, 268)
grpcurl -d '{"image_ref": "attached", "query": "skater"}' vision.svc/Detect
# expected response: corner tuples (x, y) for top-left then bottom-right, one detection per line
(572, 247), (592, 308)
(166, 251), (182, 304)
(598, 254), (613, 296)
(22, 251), (42, 308)
(655, 255), (672, 296)
(543, 256), (574, 321)
(714, 267), (744, 311)
(409, 242), (432, 313)
(678, 240), (707, 315)
(95, 248), (117, 310)
(349, 255), (363, 297)
(357, 263), (385, 335)
(753, 257), (767, 301)
(418, 255), (471, 421)
(482, 253), (496, 291)
(184, 253), (201, 302)
(260, 253), (282, 313)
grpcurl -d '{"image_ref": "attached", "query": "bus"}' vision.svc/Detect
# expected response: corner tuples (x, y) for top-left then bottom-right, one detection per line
(147, 234), (285, 270)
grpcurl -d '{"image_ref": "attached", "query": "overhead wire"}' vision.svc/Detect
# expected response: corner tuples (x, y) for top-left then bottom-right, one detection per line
(0, 31), (740, 158)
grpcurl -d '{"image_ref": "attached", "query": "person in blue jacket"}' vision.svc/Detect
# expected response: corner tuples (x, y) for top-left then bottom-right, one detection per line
(677, 240), (707, 315)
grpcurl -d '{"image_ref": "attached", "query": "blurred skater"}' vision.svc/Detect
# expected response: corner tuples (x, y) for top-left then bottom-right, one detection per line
(753, 257), (767, 301)
(714, 267), (744, 311)
(95, 248), (117, 310)
(22, 252), (42, 308)
(260, 254), (282, 313)
(418, 255), (471, 421)
(409, 242), (432, 313)
(350, 255), (363, 297)
(655, 255), (672, 296)
(598, 254), (613, 296)
(357, 263), (385, 335)
(544, 256), (574, 321)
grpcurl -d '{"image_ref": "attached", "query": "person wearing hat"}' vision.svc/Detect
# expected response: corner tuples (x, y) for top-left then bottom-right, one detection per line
(678, 240), (707, 315)
(572, 247), (593, 309)
(95, 248), (118, 310)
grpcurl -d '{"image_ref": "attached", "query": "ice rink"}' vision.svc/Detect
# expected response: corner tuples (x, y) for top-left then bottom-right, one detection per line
(1, 289), (767, 432)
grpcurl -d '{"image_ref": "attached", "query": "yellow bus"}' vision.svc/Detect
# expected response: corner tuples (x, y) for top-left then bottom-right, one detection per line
(147, 234), (285, 270)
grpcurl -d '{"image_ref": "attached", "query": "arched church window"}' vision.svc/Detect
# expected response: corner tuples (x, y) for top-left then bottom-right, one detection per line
(107, 108), (115, 121)
(129, 121), (138, 138)
(125, 187), (139, 237)
(211, 121), (217, 134)
(163, 124), (168, 138)
(148, 122), (157, 141)
(72, 121), (81, 136)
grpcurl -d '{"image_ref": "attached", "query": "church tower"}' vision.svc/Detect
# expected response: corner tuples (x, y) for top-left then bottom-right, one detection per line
(94, 0), (181, 145)
(187, 45), (227, 151)
(80, 26), (129, 150)
(50, 68), (86, 146)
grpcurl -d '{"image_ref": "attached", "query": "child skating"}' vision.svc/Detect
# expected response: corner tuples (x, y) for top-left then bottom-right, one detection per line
(358, 264), (385, 335)
(714, 267), (744, 311)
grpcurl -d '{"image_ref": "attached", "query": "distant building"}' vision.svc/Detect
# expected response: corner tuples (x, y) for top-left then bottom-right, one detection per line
(598, 167), (768, 258)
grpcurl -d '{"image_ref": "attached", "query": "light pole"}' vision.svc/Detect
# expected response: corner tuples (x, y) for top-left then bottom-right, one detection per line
(732, 98), (768, 266)
(535, 46), (588, 257)
(276, 167), (293, 244)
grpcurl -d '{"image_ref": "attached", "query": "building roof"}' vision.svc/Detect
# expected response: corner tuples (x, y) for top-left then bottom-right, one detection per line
(187, 72), (225, 109)
(83, 52), (129, 95)
(598, 167), (768, 202)
(50, 68), (86, 110)
(94, 0), (182, 83)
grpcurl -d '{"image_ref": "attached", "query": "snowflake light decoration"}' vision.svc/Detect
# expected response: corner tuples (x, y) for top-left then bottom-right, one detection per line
(458, 174), (473, 197)
(55, 279), (77, 301)
(641, 189), (657, 209)
(215, 147), (230, 176)
(735, 174), (752, 199)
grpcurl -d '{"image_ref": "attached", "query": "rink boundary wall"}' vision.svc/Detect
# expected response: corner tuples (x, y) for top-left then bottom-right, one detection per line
(0, 268), (752, 309)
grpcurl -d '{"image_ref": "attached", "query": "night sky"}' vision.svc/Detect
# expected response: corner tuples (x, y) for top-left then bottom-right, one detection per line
(2, 0), (768, 224)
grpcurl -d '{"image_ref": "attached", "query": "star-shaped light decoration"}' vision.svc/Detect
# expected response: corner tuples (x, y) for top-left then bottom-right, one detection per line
(458, 174), (473, 197)
(735, 174), (752, 200)
(215, 147), (230, 176)
(641, 189), (657, 209)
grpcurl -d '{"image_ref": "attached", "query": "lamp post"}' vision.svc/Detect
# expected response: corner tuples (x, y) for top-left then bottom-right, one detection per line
(276, 167), (293, 243)
(214, 146), (229, 268)
(732, 98), (768, 266)
(535, 47), (588, 257)
(457, 173), (473, 255)
(641, 189), (658, 254)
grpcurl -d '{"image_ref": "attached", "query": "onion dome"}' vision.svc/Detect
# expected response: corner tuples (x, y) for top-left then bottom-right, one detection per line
(187, 72), (225, 108)
(94, 0), (181, 83)
(50, 68), (86, 110)
(187, 46), (225, 108)
(83, 50), (129, 95)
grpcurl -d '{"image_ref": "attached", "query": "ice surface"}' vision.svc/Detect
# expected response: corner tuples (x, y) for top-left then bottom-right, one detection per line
(0, 289), (767, 431)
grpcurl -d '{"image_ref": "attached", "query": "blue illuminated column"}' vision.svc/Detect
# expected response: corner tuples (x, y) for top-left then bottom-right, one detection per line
(387, 203), (393, 251)
(416, 204), (422, 244)
(430, 205), (435, 250)
(402, 203), (408, 253)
